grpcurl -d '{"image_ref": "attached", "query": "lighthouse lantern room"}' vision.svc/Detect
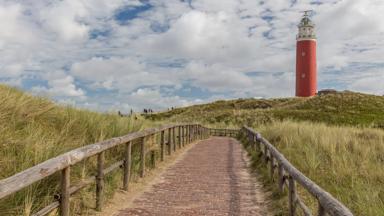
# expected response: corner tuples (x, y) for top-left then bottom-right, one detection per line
(296, 11), (317, 97)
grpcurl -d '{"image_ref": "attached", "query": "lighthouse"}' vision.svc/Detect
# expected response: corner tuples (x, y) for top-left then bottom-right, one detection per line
(296, 11), (317, 97)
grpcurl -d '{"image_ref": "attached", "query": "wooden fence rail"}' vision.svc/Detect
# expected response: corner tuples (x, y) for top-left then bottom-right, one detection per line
(208, 128), (239, 137)
(0, 124), (354, 216)
(0, 123), (210, 216)
(241, 126), (353, 216)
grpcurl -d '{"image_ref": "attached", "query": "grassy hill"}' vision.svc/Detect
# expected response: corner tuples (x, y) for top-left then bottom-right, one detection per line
(148, 91), (384, 215)
(247, 121), (384, 216)
(1, 85), (383, 215)
(148, 91), (384, 128)
(0, 85), (147, 215)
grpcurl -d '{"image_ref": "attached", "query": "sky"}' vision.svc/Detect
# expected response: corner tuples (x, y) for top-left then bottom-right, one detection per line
(0, 0), (383, 112)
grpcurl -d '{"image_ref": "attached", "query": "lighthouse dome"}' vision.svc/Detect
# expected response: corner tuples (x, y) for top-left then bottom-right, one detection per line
(297, 13), (316, 40)
(299, 16), (315, 27)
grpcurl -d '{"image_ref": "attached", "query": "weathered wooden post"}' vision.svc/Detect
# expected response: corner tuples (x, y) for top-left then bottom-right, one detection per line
(289, 176), (297, 216)
(278, 163), (285, 193)
(270, 155), (275, 181)
(191, 125), (195, 141)
(172, 127), (176, 152)
(60, 167), (70, 216)
(151, 150), (156, 168)
(255, 134), (260, 152)
(140, 137), (145, 178)
(178, 126), (182, 149)
(191, 125), (193, 142)
(189, 125), (192, 143)
(186, 125), (189, 144)
(96, 152), (105, 211)
(195, 125), (198, 140)
(184, 126), (187, 146)
(168, 128), (172, 155)
(123, 141), (132, 191)
(160, 131), (165, 161)
(318, 201), (326, 216)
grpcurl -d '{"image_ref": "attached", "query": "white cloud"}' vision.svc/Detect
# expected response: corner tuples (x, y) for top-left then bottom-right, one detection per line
(38, 1), (90, 42)
(1, 0), (384, 111)
(32, 71), (85, 98)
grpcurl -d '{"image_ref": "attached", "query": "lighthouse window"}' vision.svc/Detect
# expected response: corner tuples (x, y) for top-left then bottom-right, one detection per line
(302, 73), (306, 78)
(302, 52), (306, 56)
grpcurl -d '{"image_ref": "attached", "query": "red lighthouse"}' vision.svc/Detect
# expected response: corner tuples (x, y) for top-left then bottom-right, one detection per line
(296, 11), (317, 97)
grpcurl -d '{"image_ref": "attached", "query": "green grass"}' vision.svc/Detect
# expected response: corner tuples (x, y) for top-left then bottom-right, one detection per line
(149, 92), (384, 215)
(0, 85), (150, 215)
(148, 91), (384, 128)
(1, 84), (383, 215)
(253, 121), (384, 216)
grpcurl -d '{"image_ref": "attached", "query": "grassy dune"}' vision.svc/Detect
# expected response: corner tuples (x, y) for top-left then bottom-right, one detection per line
(251, 121), (384, 216)
(149, 93), (384, 215)
(0, 85), (147, 215)
(1, 84), (383, 215)
(148, 91), (384, 128)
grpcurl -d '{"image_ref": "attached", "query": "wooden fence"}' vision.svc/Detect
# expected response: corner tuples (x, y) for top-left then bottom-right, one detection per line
(209, 128), (239, 137)
(241, 126), (353, 216)
(0, 124), (209, 216)
(0, 124), (354, 216)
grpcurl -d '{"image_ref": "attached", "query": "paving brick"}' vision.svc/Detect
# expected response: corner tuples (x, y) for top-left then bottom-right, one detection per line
(117, 137), (268, 216)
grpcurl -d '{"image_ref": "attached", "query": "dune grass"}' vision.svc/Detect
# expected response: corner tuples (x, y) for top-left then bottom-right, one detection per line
(0, 85), (149, 215)
(149, 93), (384, 215)
(1, 84), (383, 215)
(249, 121), (384, 216)
(148, 91), (384, 128)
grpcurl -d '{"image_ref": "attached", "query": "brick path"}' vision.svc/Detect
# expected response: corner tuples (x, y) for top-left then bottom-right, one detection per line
(117, 137), (268, 216)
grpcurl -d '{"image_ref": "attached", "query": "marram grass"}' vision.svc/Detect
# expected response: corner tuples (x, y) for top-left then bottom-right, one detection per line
(0, 85), (147, 215)
(254, 121), (384, 216)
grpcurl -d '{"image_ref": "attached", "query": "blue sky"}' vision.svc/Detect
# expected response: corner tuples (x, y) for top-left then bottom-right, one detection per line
(0, 0), (383, 112)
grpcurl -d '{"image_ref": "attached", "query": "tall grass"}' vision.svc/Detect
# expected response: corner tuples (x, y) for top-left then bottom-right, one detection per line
(255, 121), (384, 216)
(149, 92), (384, 127)
(0, 85), (147, 215)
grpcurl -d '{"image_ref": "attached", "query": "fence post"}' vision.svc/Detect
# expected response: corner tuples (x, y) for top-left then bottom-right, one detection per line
(192, 125), (195, 141)
(123, 141), (132, 191)
(178, 126), (182, 149)
(140, 137), (145, 177)
(270, 155), (275, 181)
(173, 127), (176, 152)
(289, 176), (297, 216)
(189, 125), (192, 143)
(318, 201), (326, 216)
(187, 125), (190, 143)
(161, 131), (165, 161)
(184, 126), (187, 145)
(151, 150), (156, 168)
(264, 145), (269, 163)
(168, 128), (172, 155)
(60, 167), (70, 216)
(96, 152), (105, 211)
(278, 163), (285, 193)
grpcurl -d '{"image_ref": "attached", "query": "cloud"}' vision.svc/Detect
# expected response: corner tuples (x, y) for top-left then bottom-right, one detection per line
(31, 71), (85, 98)
(0, 0), (383, 111)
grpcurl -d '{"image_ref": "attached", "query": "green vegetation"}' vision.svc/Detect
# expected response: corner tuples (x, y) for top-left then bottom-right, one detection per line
(148, 91), (384, 128)
(248, 121), (384, 216)
(1, 84), (383, 215)
(0, 85), (148, 215)
(149, 92), (384, 215)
